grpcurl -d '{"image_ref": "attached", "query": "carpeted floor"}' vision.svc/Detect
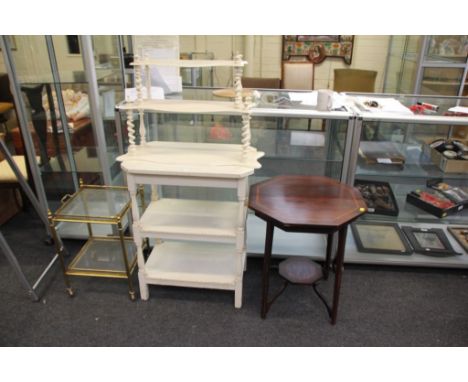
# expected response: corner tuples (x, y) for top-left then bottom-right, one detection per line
(1, 209), (467, 346)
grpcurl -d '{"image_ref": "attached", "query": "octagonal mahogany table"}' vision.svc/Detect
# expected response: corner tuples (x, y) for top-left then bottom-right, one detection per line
(249, 175), (366, 325)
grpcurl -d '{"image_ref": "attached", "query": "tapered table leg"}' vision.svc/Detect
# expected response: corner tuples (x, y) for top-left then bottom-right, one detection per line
(324, 232), (333, 280)
(261, 221), (274, 319)
(331, 225), (348, 325)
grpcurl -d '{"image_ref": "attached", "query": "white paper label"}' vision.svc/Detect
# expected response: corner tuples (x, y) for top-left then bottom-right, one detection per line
(377, 158), (393, 164)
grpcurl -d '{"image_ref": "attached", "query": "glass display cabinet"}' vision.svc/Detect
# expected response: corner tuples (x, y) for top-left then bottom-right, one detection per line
(347, 93), (468, 268)
(417, 36), (468, 97)
(1, 35), (127, 238)
(384, 35), (468, 97)
(384, 35), (423, 94)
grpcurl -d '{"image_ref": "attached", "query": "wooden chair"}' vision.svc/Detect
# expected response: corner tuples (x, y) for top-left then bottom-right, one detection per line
(333, 69), (377, 93)
(281, 60), (314, 90)
(241, 77), (281, 89)
(0, 73), (16, 133)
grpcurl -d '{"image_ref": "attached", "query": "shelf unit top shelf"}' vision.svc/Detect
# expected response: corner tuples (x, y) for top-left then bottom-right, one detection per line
(117, 141), (264, 178)
(131, 59), (247, 68)
(117, 99), (245, 115)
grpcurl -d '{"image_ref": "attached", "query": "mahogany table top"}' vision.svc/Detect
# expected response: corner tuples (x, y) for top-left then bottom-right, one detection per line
(249, 175), (367, 229)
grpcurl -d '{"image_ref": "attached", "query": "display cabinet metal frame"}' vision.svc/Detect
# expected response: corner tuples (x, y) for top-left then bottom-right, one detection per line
(0, 138), (60, 301)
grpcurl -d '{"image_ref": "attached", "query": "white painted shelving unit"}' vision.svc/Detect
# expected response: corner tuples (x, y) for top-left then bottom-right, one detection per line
(116, 55), (264, 307)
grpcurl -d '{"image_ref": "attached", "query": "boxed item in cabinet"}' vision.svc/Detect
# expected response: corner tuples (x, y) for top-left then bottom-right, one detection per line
(425, 139), (468, 173)
(406, 188), (464, 218)
(358, 141), (405, 167)
(354, 179), (399, 216)
(427, 180), (468, 210)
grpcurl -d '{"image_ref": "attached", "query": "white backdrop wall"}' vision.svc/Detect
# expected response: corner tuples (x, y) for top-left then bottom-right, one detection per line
(180, 35), (391, 91)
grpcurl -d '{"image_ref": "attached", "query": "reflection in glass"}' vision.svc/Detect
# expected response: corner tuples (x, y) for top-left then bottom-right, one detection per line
(421, 67), (464, 96)
(426, 36), (468, 63)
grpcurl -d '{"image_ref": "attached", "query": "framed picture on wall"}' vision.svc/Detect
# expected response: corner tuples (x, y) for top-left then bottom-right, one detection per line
(282, 35), (354, 64)
(66, 35), (80, 55)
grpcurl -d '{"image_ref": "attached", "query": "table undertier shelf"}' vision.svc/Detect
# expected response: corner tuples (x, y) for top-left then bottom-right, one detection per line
(144, 241), (241, 289)
(117, 141), (264, 178)
(138, 199), (240, 242)
(66, 237), (137, 278)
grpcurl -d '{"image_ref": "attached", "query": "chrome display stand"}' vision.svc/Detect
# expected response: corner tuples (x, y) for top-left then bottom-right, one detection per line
(0, 139), (60, 301)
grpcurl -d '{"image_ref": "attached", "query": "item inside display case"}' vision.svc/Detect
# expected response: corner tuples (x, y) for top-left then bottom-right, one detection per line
(358, 141), (406, 167)
(409, 101), (441, 115)
(406, 188), (463, 218)
(402, 226), (460, 257)
(429, 139), (468, 161)
(424, 138), (468, 173)
(448, 226), (468, 253)
(351, 222), (413, 255)
(427, 180), (468, 207)
(354, 179), (399, 216)
(352, 96), (412, 115)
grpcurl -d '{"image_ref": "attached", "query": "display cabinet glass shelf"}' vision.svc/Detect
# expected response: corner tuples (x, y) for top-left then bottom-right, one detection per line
(347, 93), (468, 268)
(48, 183), (138, 299)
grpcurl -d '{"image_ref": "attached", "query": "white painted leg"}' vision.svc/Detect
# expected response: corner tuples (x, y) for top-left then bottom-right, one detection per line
(234, 279), (243, 308)
(138, 270), (149, 300)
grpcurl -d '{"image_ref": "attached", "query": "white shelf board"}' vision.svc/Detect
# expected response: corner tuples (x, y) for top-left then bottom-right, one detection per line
(117, 99), (245, 115)
(138, 199), (239, 242)
(131, 59), (247, 68)
(144, 241), (239, 288)
(117, 141), (264, 178)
